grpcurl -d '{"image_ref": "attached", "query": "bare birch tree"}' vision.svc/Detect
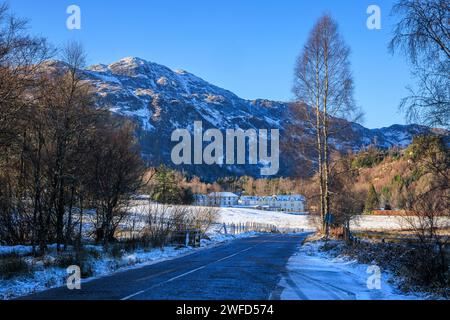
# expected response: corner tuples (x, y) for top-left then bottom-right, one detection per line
(390, 0), (450, 129)
(293, 14), (361, 235)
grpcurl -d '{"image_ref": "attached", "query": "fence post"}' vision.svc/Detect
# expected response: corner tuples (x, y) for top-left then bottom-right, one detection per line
(194, 230), (200, 248)
(185, 231), (190, 247)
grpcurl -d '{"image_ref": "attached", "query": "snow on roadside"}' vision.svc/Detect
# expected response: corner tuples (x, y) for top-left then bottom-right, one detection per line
(0, 231), (257, 300)
(1, 205), (310, 300)
(277, 240), (424, 300)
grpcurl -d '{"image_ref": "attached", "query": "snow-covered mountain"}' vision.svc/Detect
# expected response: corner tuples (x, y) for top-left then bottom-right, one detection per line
(57, 57), (441, 179)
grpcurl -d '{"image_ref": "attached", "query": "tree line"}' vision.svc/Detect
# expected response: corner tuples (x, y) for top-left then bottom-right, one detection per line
(0, 4), (144, 252)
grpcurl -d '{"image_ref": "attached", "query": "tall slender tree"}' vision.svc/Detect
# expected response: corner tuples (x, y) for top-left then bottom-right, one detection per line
(293, 14), (360, 235)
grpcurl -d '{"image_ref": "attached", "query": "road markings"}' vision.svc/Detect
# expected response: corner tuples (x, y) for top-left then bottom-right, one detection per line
(121, 290), (146, 301)
(165, 265), (206, 283)
(121, 235), (282, 300)
(135, 268), (177, 282)
(215, 247), (254, 263)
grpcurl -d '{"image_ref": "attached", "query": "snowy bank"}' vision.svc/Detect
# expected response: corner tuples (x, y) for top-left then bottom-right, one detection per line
(275, 240), (423, 300)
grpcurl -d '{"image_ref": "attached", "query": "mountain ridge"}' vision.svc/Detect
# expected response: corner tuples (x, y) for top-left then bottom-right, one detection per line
(49, 56), (442, 179)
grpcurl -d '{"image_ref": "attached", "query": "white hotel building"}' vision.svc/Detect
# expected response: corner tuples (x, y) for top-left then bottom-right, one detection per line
(194, 192), (239, 207)
(194, 192), (306, 212)
(239, 195), (306, 212)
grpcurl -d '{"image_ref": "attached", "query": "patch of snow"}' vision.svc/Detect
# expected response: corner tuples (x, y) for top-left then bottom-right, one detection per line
(88, 71), (121, 84)
(0, 246), (33, 256)
(264, 116), (280, 127)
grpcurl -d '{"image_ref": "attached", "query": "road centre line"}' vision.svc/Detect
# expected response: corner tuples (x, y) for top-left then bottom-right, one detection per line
(121, 234), (281, 300)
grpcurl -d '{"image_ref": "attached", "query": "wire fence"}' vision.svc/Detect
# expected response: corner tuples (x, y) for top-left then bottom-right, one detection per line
(117, 216), (306, 248)
(212, 222), (306, 235)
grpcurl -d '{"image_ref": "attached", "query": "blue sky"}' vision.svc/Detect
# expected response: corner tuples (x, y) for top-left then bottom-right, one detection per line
(9, 0), (413, 129)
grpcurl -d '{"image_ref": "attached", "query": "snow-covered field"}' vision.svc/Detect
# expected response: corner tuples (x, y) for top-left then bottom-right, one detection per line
(351, 215), (450, 231)
(126, 202), (318, 233)
(130, 202), (449, 233)
(276, 240), (423, 300)
(217, 208), (450, 232)
(217, 207), (316, 231)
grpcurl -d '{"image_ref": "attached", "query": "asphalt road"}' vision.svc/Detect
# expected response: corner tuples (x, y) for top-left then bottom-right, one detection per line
(21, 233), (309, 300)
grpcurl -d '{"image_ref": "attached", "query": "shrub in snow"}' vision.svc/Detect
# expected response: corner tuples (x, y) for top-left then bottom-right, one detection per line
(0, 254), (30, 280)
